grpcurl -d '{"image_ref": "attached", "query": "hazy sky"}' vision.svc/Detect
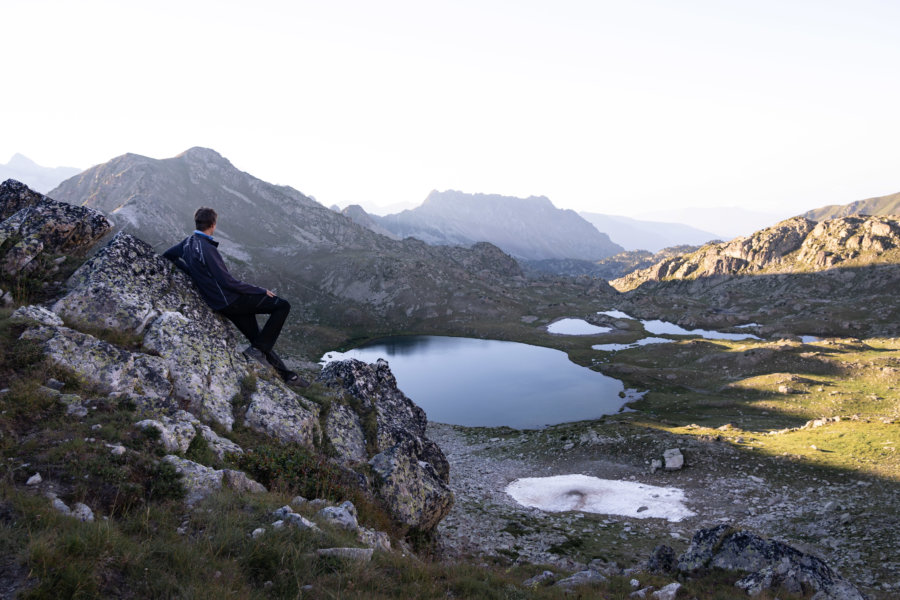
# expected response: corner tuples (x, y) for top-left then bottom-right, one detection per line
(4, 0), (900, 218)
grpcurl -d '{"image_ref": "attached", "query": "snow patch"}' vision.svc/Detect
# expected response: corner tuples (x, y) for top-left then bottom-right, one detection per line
(547, 319), (611, 335)
(505, 474), (695, 522)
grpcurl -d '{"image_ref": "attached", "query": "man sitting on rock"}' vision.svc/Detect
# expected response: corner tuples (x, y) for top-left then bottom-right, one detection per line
(163, 206), (308, 388)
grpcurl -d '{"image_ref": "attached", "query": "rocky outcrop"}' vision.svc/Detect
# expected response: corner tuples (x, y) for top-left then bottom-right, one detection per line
(0, 179), (110, 275)
(675, 525), (865, 599)
(613, 215), (900, 292)
(12, 228), (321, 446)
(317, 359), (454, 531)
(6, 180), (455, 535)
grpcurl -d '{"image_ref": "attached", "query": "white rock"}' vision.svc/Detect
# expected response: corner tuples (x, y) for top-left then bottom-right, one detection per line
(652, 582), (681, 600)
(317, 505), (359, 531)
(26, 473), (42, 486)
(663, 449), (684, 471)
(251, 527), (266, 539)
(71, 502), (95, 522)
(52, 498), (71, 515)
(109, 445), (127, 456)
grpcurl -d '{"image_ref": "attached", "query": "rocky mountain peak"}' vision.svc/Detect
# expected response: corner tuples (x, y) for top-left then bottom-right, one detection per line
(612, 214), (900, 292)
(376, 189), (624, 261)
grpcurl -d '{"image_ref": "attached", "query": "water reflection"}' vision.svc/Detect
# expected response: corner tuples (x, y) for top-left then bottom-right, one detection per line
(322, 336), (626, 429)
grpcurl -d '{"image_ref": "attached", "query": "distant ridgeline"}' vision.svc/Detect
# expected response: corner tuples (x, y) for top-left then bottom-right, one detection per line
(358, 190), (625, 261)
(46, 148), (616, 345)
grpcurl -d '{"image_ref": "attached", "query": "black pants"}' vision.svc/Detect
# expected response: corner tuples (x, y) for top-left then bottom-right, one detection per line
(218, 294), (290, 353)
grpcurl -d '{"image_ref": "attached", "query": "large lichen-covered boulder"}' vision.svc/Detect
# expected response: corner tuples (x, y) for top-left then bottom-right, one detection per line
(317, 358), (450, 481)
(20, 324), (174, 410)
(142, 310), (248, 428)
(369, 438), (454, 532)
(52, 231), (230, 336)
(0, 179), (111, 275)
(677, 525), (864, 600)
(51, 232), (250, 428)
(244, 379), (321, 448)
(324, 402), (368, 465)
(317, 358), (453, 530)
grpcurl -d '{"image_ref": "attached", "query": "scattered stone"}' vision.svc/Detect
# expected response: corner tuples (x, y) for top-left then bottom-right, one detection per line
(677, 525), (865, 600)
(308, 499), (329, 510)
(251, 528), (266, 539)
(554, 569), (607, 588)
(52, 497), (71, 515)
(650, 459), (663, 473)
(71, 502), (95, 522)
(162, 456), (264, 505)
(45, 378), (65, 390)
(283, 513), (319, 531)
(315, 547), (374, 562)
(630, 578), (640, 589)
(271, 520), (285, 530)
(317, 505), (359, 531)
(651, 582), (681, 600)
(357, 527), (391, 552)
(108, 444), (126, 456)
(523, 571), (556, 587)
(26, 473), (42, 486)
(222, 469), (266, 494)
(663, 449), (684, 471)
(291, 496), (308, 507)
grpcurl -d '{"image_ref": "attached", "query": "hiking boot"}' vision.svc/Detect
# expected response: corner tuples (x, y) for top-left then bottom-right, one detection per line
(282, 371), (310, 388)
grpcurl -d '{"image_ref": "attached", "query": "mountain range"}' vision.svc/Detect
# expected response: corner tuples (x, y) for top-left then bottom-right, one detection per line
(0, 153), (82, 194)
(46, 148), (611, 354)
(578, 212), (719, 252)
(366, 190), (624, 261)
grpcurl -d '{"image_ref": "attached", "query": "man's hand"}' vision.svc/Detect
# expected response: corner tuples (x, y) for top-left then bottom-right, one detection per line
(266, 289), (276, 297)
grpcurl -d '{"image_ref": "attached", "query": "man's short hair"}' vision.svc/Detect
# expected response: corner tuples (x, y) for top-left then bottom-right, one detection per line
(194, 207), (217, 231)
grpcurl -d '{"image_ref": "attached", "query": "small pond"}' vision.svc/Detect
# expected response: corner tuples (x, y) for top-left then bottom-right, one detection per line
(596, 310), (761, 341)
(592, 337), (673, 352)
(322, 336), (626, 429)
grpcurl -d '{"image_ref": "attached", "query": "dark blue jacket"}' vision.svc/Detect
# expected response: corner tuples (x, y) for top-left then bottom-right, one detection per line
(163, 232), (265, 310)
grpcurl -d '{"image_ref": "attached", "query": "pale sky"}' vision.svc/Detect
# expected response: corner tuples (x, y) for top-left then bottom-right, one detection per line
(3, 0), (900, 218)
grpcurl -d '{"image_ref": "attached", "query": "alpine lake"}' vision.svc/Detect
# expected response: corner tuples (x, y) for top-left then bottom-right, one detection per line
(321, 313), (762, 430)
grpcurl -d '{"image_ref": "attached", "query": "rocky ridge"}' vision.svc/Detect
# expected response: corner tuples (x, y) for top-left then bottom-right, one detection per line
(2, 181), (452, 534)
(802, 189), (900, 221)
(613, 215), (900, 292)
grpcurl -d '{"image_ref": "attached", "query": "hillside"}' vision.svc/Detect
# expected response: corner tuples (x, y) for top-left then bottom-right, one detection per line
(1, 178), (883, 599)
(579, 212), (719, 252)
(372, 190), (624, 261)
(802, 190), (900, 221)
(48, 149), (613, 356)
